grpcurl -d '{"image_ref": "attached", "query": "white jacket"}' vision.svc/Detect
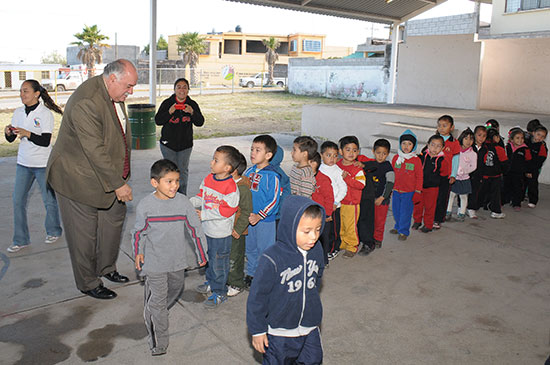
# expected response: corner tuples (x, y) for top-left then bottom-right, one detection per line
(319, 163), (348, 207)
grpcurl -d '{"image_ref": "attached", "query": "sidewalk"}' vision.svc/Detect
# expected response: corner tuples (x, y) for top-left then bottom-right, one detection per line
(0, 134), (549, 364)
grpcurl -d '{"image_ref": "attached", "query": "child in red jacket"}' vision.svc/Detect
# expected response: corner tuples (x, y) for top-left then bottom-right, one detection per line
(337, 136), (366, 257)
(310, 152), (334, 265)
(391, 130), (423, 240)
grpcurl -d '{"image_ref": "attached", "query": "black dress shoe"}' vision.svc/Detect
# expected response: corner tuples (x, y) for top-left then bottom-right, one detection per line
(81, 285), (117, 299)
(104, 271), (129, 283)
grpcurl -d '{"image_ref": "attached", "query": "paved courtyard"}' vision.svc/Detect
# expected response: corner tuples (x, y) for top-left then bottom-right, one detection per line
(0, 133), (549, 364)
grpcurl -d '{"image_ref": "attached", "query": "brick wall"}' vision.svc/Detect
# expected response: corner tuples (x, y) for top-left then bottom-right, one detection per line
(406, 13), (477, 36)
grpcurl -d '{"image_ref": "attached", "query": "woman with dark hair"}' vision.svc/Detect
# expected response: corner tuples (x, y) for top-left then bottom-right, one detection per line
(4, 79), (63, 253)
(155, 78), (205, 195)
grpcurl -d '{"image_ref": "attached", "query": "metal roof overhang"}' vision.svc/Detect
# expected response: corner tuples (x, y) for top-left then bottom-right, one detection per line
(225, 0), (450, 25)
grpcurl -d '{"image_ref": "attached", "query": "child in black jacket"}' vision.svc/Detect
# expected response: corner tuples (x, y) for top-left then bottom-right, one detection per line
(525, 125), (548, 208)
(247, 196), (325, 364)
(503, 128), (532, 211)
(478, 128), (510, 218)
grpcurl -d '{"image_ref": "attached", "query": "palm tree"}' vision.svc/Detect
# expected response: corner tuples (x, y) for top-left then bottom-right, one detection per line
(262, 37), (280, 85)
(177, 32), (206, 86)
(72, 25), (109, 79)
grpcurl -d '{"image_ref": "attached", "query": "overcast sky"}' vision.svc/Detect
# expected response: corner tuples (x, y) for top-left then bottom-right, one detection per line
(0, 0), (491, 64)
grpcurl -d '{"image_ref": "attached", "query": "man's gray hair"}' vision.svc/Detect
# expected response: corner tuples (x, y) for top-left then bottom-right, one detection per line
(103, 59), (134, 80)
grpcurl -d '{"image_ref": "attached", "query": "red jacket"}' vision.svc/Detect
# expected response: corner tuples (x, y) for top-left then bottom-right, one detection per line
(441, 136), (461, 177)
(336, 161), (366, 205)
(311, 171), (334, 216)
(392, 155), (423, 193)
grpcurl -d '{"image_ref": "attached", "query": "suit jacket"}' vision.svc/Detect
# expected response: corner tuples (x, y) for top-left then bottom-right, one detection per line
(46, 75), (131, 209)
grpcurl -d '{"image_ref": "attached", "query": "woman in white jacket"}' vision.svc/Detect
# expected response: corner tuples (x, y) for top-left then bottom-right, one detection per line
(4, 80), (63, 253)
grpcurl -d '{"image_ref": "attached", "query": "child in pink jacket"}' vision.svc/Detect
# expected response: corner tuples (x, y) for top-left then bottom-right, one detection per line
(446, 128), (477, 221)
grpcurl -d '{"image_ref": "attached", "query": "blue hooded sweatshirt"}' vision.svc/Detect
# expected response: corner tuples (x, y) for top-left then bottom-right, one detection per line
(247, 196), (325, 336)
(270, 146), (291, 219)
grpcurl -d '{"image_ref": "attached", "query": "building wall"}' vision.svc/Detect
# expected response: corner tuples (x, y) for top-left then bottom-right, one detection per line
(67, 45), (140, 66)
(406, 13), (478, 36)
(479, 37), (550, 114)
(0, 64), (60, 89)
(396, 34), (482, 109)
(288, 58), (388, 103)
(490, 0), (550, 35)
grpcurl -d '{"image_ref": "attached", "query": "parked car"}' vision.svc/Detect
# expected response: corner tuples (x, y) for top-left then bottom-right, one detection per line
(239, 72), (286, 88)
(43, 71), (85, 92)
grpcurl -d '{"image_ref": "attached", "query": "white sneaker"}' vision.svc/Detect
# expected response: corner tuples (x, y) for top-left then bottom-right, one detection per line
(45, 235), (60, 244)
(466, 209), (478, 219)
(7, 245), (28, 253)
(227, 285), (243, 297)
(490, 212), (506, 219)
(527, 203), (536, 208)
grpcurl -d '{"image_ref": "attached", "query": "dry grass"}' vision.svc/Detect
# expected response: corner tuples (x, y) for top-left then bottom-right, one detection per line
(0, 91), (357, 157)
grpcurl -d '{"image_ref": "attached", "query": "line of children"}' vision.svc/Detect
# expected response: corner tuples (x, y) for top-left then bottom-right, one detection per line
(132, 120), (546, 357)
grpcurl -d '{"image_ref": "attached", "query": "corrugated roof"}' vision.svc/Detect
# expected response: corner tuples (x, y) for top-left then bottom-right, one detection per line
(224, 0), (449, 24)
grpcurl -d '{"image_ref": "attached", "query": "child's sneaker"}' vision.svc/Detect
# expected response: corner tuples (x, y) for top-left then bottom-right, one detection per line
(456, 213), (465, 222)
(466, 209), (478, 219)
(420, 226), (432, 233)
(389, 228), (398, 234)
(45, 235), (60, 244)
(244, 275), (253, 290)
(411, 222), (421, 230)
(528, 203), (536, 208)
(490, 212), (506, 219)
(513, 206), (521, 212)
(398, 234), (407, 241)
(374, 240), (382, 249)
(357, 244), (372, 256)
(7, 244), (28, 253)
(445, 212), (452, 221)
(151, 347), (167, 356)
(433, 222), (441, 229)
(342, 250), (356, 258)
(204, 293), (227, 308)
(227, 285), (243, 297)
(196, 282), (211, 294)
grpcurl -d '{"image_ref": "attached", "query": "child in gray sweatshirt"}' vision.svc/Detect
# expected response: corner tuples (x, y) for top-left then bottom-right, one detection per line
(133, 159), (207, 356)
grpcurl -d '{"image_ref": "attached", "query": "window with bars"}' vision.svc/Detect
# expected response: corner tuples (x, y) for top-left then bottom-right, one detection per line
(302, 39), (321, 52)
(41, 71), (50, 79)
(19, 71), (26, 81)
(506, 0), (550, 12)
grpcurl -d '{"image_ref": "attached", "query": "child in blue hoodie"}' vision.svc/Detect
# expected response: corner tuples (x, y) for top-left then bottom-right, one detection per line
(247, 195), (325, 364)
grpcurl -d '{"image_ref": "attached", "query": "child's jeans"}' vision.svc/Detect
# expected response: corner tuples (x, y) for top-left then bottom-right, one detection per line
(413, 187), (439, 229)
(144, 269), (186, 351)
(373, 203), (390, 242)
(393, 191), (414, 235)
(264, 328), (323, 364)
(206, 235), (232, 296)
(245, 220), (276, 277)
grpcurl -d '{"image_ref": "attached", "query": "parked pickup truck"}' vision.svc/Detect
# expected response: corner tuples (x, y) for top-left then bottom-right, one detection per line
(43, 71), (85, 92)
(239, 72), (286, 88)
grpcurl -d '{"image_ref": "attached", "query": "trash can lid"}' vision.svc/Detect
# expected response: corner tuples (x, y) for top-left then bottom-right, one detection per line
(128, 103), (156, 109)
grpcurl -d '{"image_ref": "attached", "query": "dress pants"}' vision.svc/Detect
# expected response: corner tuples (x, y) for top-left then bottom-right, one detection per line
(57, 193), (126, 291)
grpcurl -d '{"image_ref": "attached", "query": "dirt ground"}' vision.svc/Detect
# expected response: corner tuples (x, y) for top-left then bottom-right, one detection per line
(0, 91), (355, 157)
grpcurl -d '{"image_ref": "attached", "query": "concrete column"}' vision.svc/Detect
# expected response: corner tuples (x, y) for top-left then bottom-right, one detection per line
(149, 0), (157, 105)
(388, 21), (400, 104)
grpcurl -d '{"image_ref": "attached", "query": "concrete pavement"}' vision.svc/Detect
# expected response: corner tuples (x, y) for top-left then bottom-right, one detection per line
(0, 133), (549, 364)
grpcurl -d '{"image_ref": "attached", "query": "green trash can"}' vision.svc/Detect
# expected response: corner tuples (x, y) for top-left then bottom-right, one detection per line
(128, 103), (156, 150)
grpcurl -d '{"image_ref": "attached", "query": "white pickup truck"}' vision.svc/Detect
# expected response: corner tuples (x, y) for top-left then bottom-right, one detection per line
(43, 71), (85, 92)
(239, 72), (286, 88)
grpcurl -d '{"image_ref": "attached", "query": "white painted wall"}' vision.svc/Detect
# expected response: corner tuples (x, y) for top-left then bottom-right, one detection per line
(491, 0), (550, 35)
(479, 37), (550, 115)
(396, 34), (482, 109)
(288, 58), (389, 103)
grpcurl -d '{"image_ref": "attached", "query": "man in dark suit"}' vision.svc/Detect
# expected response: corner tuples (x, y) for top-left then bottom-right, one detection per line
(47, 59), (137, 299)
